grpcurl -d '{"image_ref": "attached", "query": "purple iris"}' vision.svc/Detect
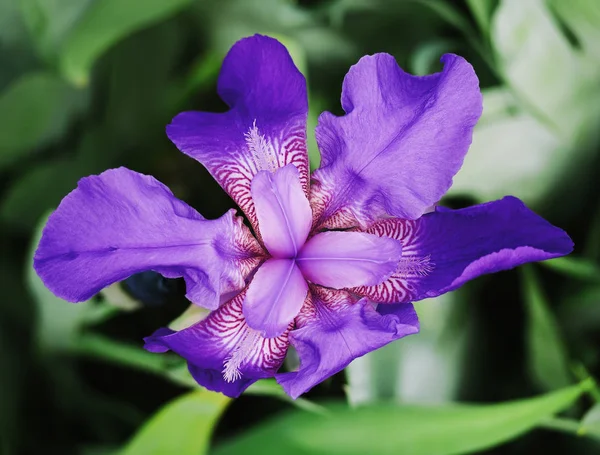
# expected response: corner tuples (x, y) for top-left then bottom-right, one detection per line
(34, 35), (573, 399)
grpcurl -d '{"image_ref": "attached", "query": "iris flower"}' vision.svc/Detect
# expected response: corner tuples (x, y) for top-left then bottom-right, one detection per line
(34, 35), (573, 399)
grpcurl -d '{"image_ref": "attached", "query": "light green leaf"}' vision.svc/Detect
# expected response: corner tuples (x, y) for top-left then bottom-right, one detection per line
(119, 390), (230, 455)
(58, 0), (192, 85)
(580, 403), (600, 439)
(492, 0), (599, 137)
(522, 265), (572, 390)
(448, 88), (561, 205)
(548, 0), (600, 59)
(346, 293), (471, 404)
(215, 383), (588, 455)
(541, 256), (600, 282)
(460, 0), (600, 205)
(0, 72), (85, 169)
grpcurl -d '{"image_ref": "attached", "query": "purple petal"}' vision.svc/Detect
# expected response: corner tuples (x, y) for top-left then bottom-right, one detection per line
(296, 231), (403, 288)
(311, 53), (482, 229)
(166, 35), (309, 231)
(144, 290), (290, 398)
(33, 168), (264, 309)
(276, 286), (419, 399)
(353, 196), (574, 303)
(243, 259), (308, 338)
(251, 164), (312, 258)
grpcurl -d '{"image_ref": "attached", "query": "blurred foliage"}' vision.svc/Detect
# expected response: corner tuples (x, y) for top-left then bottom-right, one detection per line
(1, 0), (600, 454)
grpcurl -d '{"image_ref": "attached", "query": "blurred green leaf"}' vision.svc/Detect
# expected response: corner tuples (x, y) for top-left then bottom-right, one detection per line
(1, 160), (83, 231)
(0, 72), (85, 169)
(541, 257), (600, 282)
(19, 0), (93, 60)
(119, 390), (230, 455)
(215, 383), (587, 455)
(580, 403), (600, 439)
(346, 293), (471, 404)
(448, 88), (560, 204)
(58, 0), (192, 85)
(195, 0), (354, 67)
(452, 0), (600, 205)
(522, 265), (572, 390)
(410, 39), (457, 76)
(492, 0), (599, 137)
(307, 95), (325, 171)
(246, 379), (328, 415)
(466, 0), (495, 34)
(548, 0), (600, 59)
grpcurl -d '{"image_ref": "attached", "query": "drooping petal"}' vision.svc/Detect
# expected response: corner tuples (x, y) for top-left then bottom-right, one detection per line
(166, 35), (309, 231)
(251, 164), (312, 258)
(33, 168), (264, 309)
(311, 53), (482, 229)
(276, 286), (419, 399)
(296, 231), (402, 288)
(353, 196), (574, 303)
(144, 290), (290, 398)
(243, 259), (308, 338)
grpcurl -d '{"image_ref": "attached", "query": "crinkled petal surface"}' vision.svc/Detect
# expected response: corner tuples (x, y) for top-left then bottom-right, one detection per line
(167, 35), (309, 231)
(34, 168), (263, 308)
(296, 231), (403, 288)
(310, 53), (482, 229)
(353, 196), (574, 303)
(276, 287), (419, 399)
(251, 164), (312, 258)
(144, 290), (290, 397)
(243, 259), (308, 338)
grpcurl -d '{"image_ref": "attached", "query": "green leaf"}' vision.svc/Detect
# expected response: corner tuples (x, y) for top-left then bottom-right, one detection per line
(492, 0), (599, 137)
(1, 160), (84, 231)
(119, 390), (230, 455)
(0, 72), (85, 169)
(447, 87), (560, 205)
(580, 403), (600, 439)
(541, 256), (600, 282)
(58, 0), (192, 85)
(19, 0), (93, 60)
(215, 383), (588, 455)
(466, 0), (495, 33)
(548, 0), (600, 59)
(522, 265), (572, 390)
(346, 293), (471, 404)
(410, 39), (457, 76)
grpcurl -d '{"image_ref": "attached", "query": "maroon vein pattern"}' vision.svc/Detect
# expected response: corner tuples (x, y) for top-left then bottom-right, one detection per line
(351, 218), (432, 303)
(211, 120), (309, 233)
(203, 290), (290, 374)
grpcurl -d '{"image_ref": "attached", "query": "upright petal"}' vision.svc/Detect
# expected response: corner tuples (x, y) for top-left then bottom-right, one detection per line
(166, 35), (309, 231)
(311, 53), (482, 229)
(296, 231), (402, 288)
(243, 259), (308, 338)
(353, 196), (574, 303)
(251, 164), (312, 258)
(276, 286), (419, 399)
(145, 290), (290, 397)
(33, 168), (264, 309)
